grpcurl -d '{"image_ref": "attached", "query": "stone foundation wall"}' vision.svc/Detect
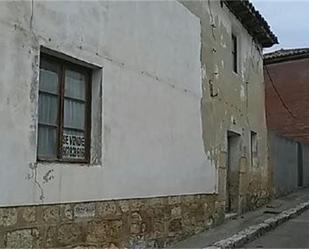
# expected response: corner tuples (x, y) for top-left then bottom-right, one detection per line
(246, 176), (271, 212)
(0, 194), (224, 248)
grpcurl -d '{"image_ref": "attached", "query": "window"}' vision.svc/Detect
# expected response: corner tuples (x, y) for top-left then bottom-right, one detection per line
(37, 54), (91, 163)
(232, 34), (238, 73)
(251, 131), (258, 167)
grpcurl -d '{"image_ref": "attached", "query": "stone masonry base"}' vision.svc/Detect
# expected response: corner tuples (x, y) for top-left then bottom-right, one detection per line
(0, 194), (224, 248)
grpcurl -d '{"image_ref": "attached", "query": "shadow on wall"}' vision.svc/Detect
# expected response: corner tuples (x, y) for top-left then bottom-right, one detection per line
(269, 131), (309, 197)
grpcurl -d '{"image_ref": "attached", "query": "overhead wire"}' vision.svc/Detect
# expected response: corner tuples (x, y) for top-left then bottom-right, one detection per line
(264, 64), (297, 119)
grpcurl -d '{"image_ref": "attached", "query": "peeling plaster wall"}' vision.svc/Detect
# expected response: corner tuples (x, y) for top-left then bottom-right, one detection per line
(0, 1), (217, 207)
(0, 0), (269, 212)
(180, 1), (269, 211)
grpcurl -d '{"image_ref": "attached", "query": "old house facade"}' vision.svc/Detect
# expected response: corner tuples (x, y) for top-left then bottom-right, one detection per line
(264, 49), (309, 196)
(0, 1), (276, 247)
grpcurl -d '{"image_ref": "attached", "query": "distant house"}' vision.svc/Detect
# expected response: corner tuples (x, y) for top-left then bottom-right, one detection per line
(264, 48), (309, 196)
(0, 1), (276, 247)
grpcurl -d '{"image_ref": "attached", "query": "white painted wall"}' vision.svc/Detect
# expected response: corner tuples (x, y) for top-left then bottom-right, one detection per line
(0, 1), (217, 206)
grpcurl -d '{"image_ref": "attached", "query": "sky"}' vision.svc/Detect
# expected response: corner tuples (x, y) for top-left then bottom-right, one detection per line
(251, 0), (309, 53)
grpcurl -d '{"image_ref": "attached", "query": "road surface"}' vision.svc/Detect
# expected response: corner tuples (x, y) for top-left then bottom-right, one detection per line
(243, 209), (309, 248)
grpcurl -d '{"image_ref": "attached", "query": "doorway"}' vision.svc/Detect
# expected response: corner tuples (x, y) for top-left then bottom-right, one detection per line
(226, 131), (241, 213)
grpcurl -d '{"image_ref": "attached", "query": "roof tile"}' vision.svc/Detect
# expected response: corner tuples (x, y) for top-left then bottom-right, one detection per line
(224, 0), (278, 48)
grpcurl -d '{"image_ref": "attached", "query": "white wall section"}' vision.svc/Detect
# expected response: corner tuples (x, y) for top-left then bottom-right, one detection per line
(0, 1), (217, 206)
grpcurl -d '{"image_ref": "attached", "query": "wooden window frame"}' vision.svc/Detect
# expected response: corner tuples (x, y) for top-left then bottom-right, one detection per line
(37, 53), (92, 164)
(232, 34), (238, 73)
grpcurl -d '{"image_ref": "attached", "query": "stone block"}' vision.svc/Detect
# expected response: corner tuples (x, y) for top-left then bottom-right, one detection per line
(168, 196), (181, 205)
(5, 228), (39, 248)
(171, 206), (181, 218)
(239, 157), (247, 173)
(129, 199), (145, 211)
(204, 199), (215, 214)
(110, 220), (123, 239)
(0, 232), (4, 248)
(206, 217), (214, 227)
(0, 208), (17, 227)
(74, 203), (95, 218)
(128, 236), (148, 249)
(43, 206), (60, 223)
(87, 220), (109, 243)
(57, 223), (82, 245)
(21, 207), (36, 223)
(194, 220), (206, 234)
(153, 207), (167, 219)
(182, 195), (195, 203)
(130, 223), (141, 234)
(168, 219), (182, 233)
(152, 221), (165, 238)
(148, 197), (166, 207)
(118, 201), (130, 213)
(142, 207), (154, 217)
(200, 194), (215, 204)
(215, 201), (225, 210)
(182, 202), (201, 218)
(218, 167), (227, 199)
(218, 151), (227, 169)
(45, 226), (57, 248)
(182, 213), (195, 227)
(131, 212), (142, 222)
(63, 204), (73, 220)
(97, 201), (119, 218)
(88, 220), (123, 244)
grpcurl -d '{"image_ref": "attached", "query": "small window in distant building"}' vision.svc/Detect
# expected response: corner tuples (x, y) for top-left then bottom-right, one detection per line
(232, 34), (238, 73)
(251, 131), (258, 167)
(37, 54), (91, 163)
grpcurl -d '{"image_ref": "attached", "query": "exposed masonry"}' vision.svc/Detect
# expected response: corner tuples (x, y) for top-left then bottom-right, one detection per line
(0, 194), (224, 248)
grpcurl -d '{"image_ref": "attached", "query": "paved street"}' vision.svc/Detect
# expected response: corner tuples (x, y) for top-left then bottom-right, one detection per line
(244, 209), (309, 248)
(173, 188), (309, 248)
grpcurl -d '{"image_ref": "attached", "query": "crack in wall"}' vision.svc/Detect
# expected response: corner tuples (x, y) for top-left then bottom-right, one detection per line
(104, 55), (201, 99)
(27, 163), (45, 201)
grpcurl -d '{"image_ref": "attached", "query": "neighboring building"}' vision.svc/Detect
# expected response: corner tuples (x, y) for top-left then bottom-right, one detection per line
(264, 48), (309, 196)
(0, 1), (276, 248)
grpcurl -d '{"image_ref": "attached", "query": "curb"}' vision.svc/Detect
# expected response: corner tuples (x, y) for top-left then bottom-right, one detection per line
(204, 201), (309, 249)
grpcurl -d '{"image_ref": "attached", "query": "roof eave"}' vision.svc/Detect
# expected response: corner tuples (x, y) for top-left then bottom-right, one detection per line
(224, 0), (278, 48)
(264, 53), (309, 65)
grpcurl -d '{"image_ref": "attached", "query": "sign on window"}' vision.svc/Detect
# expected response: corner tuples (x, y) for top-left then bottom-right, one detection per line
(62, 134), (85, 159)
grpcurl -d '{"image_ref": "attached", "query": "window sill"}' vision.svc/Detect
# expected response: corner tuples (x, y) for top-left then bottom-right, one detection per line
(37, 159), (102, 168)
(38, 157), (89, 164)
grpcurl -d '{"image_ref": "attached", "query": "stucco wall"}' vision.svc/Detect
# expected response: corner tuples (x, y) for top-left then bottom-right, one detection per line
(269, 131), (309, 197)
(180, 1), (269, 211)
(0, 0), (268, 213)
(0, 1), (218, 207)
(269, 132), (298, 196)
(302, 144), (309, 187)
